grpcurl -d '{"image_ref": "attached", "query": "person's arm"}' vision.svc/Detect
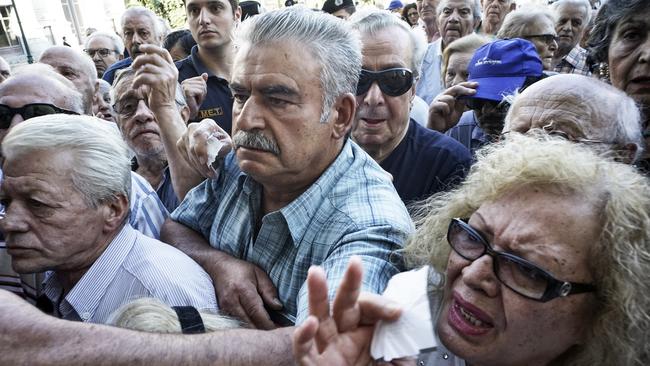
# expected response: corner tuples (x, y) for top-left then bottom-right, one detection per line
(161, 218), (282, 329)
(0, 290), (295, 366)
(293, 258), (402, 366)
(427, 81), (478, 132)
(131, 44), (205, 200)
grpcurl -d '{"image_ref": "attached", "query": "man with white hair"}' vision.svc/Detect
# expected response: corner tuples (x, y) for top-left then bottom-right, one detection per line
(416, 0), (481, 105)
(476, 0), (516, 35)
(503, 73), (644, 163)
(102, 7), (165, 85)
(84, 31), (125, 78)
(350, 10), (471, 205)
(551, 0), (592, 75)
(0, 115), (217, 323)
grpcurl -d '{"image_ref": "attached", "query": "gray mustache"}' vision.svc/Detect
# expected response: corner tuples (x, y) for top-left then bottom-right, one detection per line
(232, 130), (280, 156)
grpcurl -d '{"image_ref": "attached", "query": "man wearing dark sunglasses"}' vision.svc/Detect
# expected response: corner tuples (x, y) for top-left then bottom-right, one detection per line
(350, 11), (471, 206)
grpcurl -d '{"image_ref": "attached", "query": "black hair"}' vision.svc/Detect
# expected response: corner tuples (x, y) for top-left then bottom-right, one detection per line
(163, 29), (196, 55)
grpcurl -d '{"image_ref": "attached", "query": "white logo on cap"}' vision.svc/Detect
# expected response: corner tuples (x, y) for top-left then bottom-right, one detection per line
(335, 0), (343, 5)
(475, 57), (502, 66)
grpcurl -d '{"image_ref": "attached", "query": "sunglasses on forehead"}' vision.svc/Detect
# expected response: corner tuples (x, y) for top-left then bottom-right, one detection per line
(356, 68), (414, 97)
(0, 103), (79, 129)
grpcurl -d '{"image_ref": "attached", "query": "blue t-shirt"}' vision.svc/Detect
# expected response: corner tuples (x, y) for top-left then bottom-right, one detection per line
(176, 45), (234, 135)
(102, 57), (133, 85)
(380, 120), (472, 205)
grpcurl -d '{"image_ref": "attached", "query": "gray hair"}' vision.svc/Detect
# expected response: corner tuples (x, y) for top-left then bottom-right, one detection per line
(109, 297), (243, 333)
(6, 63), (84, 114)
(551, 0), (592, 25)
(503, 74), (644, 161)
(349, 9), (427, 80)
(111, 67), (187, 111)
(1, 115), (131, 208)
(121, 6), (165, 40)
(235, 6), (361, 123)
(85, 31), (125, 56)
(437, 0), (482, 24)
(587, 0), (650, 64)
(496, 7), (555, 39)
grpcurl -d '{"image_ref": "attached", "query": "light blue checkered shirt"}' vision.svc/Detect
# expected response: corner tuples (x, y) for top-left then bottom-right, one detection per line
(42, 224), (218, 323)
(171, 139), (414, 324)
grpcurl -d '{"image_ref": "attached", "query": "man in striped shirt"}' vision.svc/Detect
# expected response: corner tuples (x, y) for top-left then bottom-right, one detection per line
(0, 115), (217, 323)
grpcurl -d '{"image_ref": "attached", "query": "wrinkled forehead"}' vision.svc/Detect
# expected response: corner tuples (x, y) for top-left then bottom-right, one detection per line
(555, 2), (589, 18)
(0, 76), (72, 108)
(508, 91), (609, 138)
(123, 14), (156, 31)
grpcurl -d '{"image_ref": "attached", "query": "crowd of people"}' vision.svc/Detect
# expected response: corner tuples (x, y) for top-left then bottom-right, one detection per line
(0, 0), (648, 365)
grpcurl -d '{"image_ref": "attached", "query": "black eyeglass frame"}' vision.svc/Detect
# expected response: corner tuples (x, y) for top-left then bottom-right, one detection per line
(356, 67), (415, 97)
(83, 48), (118, 58)
(0, 103), (79, 129)
(447, 218), (596, 302)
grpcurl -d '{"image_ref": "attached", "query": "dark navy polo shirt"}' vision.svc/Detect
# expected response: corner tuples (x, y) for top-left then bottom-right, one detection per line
(102, 57), (133, 85)
(176, 45), (234, 135)
(380, 119), (472, 206)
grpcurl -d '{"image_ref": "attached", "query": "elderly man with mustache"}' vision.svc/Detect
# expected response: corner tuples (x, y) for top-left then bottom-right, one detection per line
(162, 6), (413, 332)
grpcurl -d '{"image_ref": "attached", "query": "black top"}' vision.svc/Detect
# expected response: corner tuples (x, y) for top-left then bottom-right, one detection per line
(176, 45), (234, 134)
(380, 120), (472, 206)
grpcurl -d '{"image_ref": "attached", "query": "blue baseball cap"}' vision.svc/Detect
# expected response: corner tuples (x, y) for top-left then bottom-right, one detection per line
(387, 0), (403, 10)
(467, 38), (543, 102)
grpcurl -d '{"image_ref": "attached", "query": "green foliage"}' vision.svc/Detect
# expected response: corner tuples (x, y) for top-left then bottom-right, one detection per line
(126, 0), (188, 29)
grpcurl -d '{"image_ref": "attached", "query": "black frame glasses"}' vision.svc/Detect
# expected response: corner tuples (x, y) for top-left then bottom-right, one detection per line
(83, 48), (117, 58)
(447, 218), (596, 302)
(0, 103), (79, 129)
(356, 68), (414, 97)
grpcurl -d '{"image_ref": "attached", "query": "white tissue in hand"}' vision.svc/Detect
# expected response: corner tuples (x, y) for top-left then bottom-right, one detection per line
(370, 266), (436, 361)
(206, 133), (226, 172)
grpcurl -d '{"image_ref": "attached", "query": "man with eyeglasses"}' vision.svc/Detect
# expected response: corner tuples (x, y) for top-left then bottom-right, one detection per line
(350, 10), (471, 206)
(503, 73), (644, 165)
(436, 38), (545, 155)
(102, 7), (165, 85)
(111, 63), (199, 212)
(0, 64), (170, 301)
(84, 31), (124, 78)
(550, 0), (592, 75)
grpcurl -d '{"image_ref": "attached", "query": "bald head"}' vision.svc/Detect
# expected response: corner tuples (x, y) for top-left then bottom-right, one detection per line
(504, 74), (643, 161)
(39, 46), (97, 115)
(0, 63), (84, 143)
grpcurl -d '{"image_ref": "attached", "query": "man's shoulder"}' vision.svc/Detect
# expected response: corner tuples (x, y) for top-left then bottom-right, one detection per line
(124, 231), (213, 286)
(175, 54), (197, 80)
(321, 141), (412, 228)
(405, 121), (472, 162)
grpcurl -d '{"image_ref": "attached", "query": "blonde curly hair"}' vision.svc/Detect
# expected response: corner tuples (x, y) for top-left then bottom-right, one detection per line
(404, 132), (650, 366)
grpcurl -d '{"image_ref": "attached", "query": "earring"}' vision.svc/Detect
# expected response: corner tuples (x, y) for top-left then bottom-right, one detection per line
(599, 62), (610, 83)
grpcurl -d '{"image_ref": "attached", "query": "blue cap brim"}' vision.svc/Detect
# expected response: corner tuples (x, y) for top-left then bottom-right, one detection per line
(467, 75), (527, 102)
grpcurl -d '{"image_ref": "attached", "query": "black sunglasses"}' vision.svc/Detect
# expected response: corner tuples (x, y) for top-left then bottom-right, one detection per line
(447, 218), (596, 302)
(356, 68), (414, 97)
(0, 103), (79, 129)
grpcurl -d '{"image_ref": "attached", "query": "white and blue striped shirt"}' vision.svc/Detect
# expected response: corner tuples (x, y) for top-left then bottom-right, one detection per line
(42, 224), (217, 324)
(129, 172), (169, 239)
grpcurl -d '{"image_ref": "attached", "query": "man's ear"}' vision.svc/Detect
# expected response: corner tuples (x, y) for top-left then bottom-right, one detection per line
(235, 6), (242, 22)
(102, 193), (129, 233)
(330, 93), (356, 139)
(93, 80), (100, 96)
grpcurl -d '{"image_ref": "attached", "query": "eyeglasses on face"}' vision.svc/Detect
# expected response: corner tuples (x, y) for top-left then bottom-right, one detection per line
(447, 218), (596, 302)
(84, 48), (116, 58)
(523, 34), (558, 46)
(356, 68), (414, 97)
(113, 96), (149, 118)
(0, 103), (79, 129)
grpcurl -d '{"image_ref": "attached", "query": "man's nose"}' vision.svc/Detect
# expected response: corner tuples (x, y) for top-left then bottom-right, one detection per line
(361, 82), (387, 106)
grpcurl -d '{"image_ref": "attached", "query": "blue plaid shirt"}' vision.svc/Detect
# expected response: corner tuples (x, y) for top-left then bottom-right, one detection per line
(171, 139), (414, 324)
